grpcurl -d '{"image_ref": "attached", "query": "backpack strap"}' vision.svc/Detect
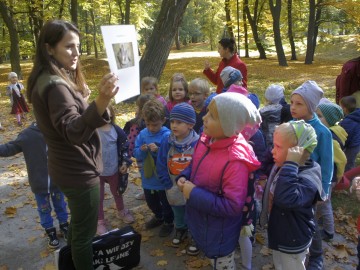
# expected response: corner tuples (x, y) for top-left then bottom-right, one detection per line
(217, 161), (230, 197)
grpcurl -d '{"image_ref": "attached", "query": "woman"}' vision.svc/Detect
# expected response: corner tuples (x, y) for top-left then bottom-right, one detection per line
(27, 20), (118, 270)
(203, 37), (247, 94)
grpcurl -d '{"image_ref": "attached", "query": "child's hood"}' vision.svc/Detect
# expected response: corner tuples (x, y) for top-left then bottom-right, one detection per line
(346, 108), (360, 123)
(329, 125), (348, 144)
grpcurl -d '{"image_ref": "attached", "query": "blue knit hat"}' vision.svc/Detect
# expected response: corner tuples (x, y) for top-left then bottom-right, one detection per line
(170, 103), (196, 125)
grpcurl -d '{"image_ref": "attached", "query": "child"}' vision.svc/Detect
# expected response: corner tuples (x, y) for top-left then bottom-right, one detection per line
(188, 78), (210, 133)
(140, 76), (167, 106)
(97, 106), (134, 235)
(6, 72), (29, 126)
(133, 99), (174, 237)
(124, 95), (155, 201)
(290, 80), (333, 269)
(339, 96), (360, 172)
(0, 122), (69, 249)
(157, 103), (199, 250)
(177, 92), (261, 269)
(220, 66), (247, 94)
(260, 84), (285, 148)
(316, 103), (348, 241)
(165, 73), (190, 113)
(260, 121), (324, 270)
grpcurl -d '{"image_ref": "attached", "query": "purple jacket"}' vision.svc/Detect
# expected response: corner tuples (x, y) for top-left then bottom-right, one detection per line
(178, 133), (260, 258)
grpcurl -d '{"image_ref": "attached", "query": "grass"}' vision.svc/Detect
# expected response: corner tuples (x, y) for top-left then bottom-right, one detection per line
(0, 36), (359, 217)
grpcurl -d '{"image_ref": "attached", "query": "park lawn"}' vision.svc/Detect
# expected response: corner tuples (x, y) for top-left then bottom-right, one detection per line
(0, 38), (359, 219)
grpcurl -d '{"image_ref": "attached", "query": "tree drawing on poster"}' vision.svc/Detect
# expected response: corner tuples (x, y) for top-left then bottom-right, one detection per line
(112, 42), (135, 70)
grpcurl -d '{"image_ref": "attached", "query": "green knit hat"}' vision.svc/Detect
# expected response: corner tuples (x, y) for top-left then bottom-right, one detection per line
(317, 103), (344, 127)
(290, 120), (318, 153)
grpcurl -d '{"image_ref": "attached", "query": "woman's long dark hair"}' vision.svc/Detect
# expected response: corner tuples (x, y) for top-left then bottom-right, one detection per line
(218, 37), (237, 54)
(27, 20), (86, 103)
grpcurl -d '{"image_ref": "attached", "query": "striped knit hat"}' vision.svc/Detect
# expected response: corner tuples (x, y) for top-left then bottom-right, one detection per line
(290, 120), (318, 153)
(317, 103), (344, 127)
(170, 103), (196, 125)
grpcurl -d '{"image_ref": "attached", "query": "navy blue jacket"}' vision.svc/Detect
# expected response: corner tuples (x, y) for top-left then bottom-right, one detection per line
(340, 108), (360, 148)
(267, 161), (323, 254)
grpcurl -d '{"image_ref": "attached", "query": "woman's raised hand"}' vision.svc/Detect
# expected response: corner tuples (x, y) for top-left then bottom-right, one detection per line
(95, 73), (119, 116)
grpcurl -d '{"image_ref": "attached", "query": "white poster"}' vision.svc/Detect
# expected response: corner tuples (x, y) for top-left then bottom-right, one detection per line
(101, 25), (140, 103)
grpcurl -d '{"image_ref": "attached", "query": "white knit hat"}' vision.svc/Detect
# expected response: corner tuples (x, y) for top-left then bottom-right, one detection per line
(213, 92), (262, 137)
(291, 81), (324, 113)
(265, 84), (284, 104)
(8, 72), (18, 80)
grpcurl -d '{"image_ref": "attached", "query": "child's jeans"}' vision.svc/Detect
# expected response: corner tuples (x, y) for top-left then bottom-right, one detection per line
(317, 185), (334, 235)
(209, 251), (236, 270)
(98, 173), (125, 220)
(34, 190), (68, 229)
(144, 189), (174, 224)
(345, 145), (360, 172)
(172, 205), (187, 229)
(272, 249), (308, 270)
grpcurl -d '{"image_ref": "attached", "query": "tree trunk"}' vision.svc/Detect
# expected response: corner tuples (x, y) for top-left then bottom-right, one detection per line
(85, 11), (91, 55)
(59, 0), (65, 19)
(225, 0), (234, 39)
(175, 28), (181, 50)
(116, 0), (125, 24)
(305, 0), (316, 64)
(89, 7), (98, 59)
(0, 2), (22, 78)
(244, 0), (266, 59)
(269, 0), (288, 66)
(287, 0), (297, 60)
(311, 0), (323, 62)
(71, 0), (78, 26)
(243, 2), (249, 58)
(139, 0), (190, 79)
(28, 0), (43, 44)
(125, 0), (131, 24)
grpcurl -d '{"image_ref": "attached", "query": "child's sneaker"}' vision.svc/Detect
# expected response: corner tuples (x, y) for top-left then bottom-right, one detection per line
(187, 237), (200, 256)
(45, 227), (60, 249)
(172, 228), (188, 247)
(96, 220), (107, 235)
(159, 223), (173, 237)
(118, 209), (135, 224)
(145, 216), (163, 229)
(321, 229), (334, 242)
(59, 222), (69, 241)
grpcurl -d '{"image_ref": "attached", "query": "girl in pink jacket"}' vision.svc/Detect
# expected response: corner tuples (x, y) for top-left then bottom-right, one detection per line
(177, 92), (261, 269)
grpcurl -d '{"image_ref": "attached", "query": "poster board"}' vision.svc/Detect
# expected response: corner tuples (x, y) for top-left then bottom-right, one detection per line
(101, 25), (140, 103)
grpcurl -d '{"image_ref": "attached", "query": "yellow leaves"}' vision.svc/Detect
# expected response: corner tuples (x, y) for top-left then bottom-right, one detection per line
(259, 246), (272, 256)
(261, 264), (274, 270)
(28, 236), (36, 243)
(185, 257), (210, 268)
(150, 249), (165, 257)
(42, 263), (56, 270)
(4, 206), (17, 217)
(40, 249), (51, 258)
(156, 260), (168, 266)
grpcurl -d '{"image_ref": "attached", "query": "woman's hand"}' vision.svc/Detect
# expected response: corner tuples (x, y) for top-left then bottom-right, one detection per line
(204, 60), (210, 70)
(95, 73), (119, 116)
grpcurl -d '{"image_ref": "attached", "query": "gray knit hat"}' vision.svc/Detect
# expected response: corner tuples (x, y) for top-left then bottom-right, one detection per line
(220, 66), (243, 88)
(291, 81), (324, 113)
(213, 92), (261, 137)
(265, 84), (285, 104)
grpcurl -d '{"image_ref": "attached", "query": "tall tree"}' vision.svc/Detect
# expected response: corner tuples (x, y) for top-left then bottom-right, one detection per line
(312, 0), (323, 61)
(269, 0), (287, 66)
(242, 1), (249, 58)
(305, 0), (316, 64)
(287, 0), (297, 60)
(71, 0), (78, 26)
(243, 0), (266, 59)
(225, 0), (234, 39)
(0, 1), (22, 78)
(140, 0), (190, 79)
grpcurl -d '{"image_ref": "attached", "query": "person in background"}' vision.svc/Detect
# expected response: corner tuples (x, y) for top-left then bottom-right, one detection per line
(177, 93), (261, 269)
(157, 103), (199, 253)
(290, 80), (333, 270)
(260, 121), (324, 270)
(26, 19), (118, 270)
(203, 37), (247, 94)
(6, 72), (29, 126)
(140, 76), (166, 106)
(339, 96), (360, 172)
(0, 122), (69, 249)
(316, 103), (347, 241)
(133, 99), (174, 237)
(188, 78), (210, 134)
(260, 84), (285, 148)
(165, 73), (190, 114)
(96, 105), (134, 235)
